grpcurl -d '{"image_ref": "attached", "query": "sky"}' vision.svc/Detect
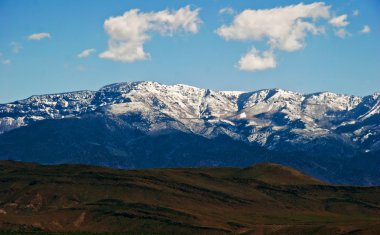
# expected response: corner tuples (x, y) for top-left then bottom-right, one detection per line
(0, 0), (379, 103)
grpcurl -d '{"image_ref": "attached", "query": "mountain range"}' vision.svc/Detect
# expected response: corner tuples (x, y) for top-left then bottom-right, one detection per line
(0, 81), (379, 185)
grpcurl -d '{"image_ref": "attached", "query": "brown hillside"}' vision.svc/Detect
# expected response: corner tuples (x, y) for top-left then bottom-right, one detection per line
(0, 161), (380, 234)
(229, 162), (325, 185)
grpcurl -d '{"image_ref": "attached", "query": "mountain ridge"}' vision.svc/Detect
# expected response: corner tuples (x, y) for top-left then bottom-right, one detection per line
(1, 81), (378, 152)
(0, 81), (379, 185)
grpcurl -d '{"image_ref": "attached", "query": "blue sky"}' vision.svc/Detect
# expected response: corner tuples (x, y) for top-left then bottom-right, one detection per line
(0, 0), (379, 103)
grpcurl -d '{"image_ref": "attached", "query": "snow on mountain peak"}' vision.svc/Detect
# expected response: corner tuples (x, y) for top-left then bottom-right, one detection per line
(0, 81), (379, 153)
(372, 92), (380, 100)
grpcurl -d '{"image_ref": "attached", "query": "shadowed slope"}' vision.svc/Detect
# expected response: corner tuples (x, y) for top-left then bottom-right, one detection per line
(1, 113), (380, 186)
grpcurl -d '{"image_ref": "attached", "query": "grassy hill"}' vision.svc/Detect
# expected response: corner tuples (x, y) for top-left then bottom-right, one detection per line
(0, 161), (380, 234)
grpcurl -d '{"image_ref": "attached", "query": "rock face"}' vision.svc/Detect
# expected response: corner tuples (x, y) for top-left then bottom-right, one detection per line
(0, 81), (379, 185)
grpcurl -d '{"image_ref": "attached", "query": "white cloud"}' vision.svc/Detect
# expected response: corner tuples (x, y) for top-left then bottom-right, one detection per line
(219, 7), (235, 15)
(27, 32), (51, 41)
(335, 28), (350, 38)
(216, 2), (330, 52)
(0, 53), (11, 65)
(330, 15), (351, 38)
(9, 42), (23, 54)
(361, 25), (371, 34)
(100, 6), (201, 63)
(78, 48), (96, 58)
(1, 59), (11, 65)
(353, 10), (359, 17)
(238, 48), (276, 71)
(216, 2), (332, 72)
(329, 14), (349, 27)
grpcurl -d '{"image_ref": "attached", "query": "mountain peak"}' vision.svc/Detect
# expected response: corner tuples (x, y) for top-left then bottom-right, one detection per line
(372, 92), (380, 99)
(99, 81), (162, 91)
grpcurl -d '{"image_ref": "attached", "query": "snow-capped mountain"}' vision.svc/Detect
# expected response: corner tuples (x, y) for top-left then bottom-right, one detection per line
(1, 81), (380, 185)
(1, 81), (379, 155)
